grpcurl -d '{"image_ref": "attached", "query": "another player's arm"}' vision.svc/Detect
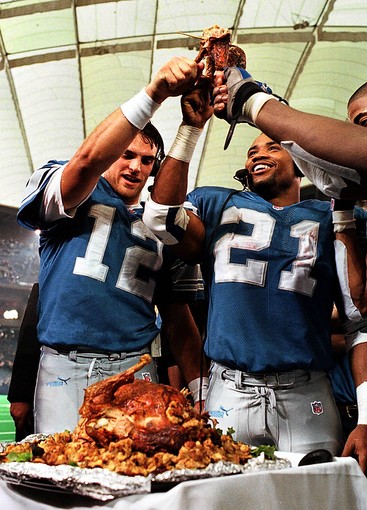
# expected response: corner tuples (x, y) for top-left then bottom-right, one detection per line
(213, 69), (367, 176)
(333, 202), (367, 473)
(158, 301), (208, 411)
(149, 156), (206, 263)
(143, 82), (212, 263)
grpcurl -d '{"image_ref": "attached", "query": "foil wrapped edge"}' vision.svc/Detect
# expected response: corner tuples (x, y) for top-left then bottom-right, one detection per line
(0, 437), (291, 500)
(153, 454), (291, 484)
(0, 462), (151, 501)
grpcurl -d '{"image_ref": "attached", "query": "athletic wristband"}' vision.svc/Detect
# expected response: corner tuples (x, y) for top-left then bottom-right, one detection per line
(188, 377), (209, 404)
(120, 88), (160, 130)
(332, 210), (356, 232)
(243, 92), (278, 124)
(143, 196), (189, 245)
(167, 124), (203, 163)
(356, 381), (367, 425)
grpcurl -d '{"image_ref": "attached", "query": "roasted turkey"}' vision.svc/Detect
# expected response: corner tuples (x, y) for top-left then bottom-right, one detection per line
(0, 354), (253, 475)
(74, 354), (218, 454)
(195, 24), (247, 80)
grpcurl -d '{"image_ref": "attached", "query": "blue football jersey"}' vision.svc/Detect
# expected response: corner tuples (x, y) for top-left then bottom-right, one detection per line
(17, 161), (196, 352)
(187, 186), (337, 372)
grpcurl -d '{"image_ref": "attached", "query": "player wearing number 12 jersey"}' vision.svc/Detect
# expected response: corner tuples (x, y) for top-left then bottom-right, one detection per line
(18, 160), (179, 353)
(17, 119), (204, 434)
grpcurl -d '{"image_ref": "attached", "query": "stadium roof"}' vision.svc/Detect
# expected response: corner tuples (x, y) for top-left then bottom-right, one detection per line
(1, 0), (366, 206)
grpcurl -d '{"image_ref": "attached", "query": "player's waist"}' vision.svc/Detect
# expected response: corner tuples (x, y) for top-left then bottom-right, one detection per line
(215, 362), (323, 388)
(44, 344), (150, 360)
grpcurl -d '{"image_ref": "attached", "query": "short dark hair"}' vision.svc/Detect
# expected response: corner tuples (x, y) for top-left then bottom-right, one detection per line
(140, 122), (165, 176)
(348, 82), (367, 109)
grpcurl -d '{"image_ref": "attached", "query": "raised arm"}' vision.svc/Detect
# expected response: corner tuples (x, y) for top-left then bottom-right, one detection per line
(258, 103), (367, 174)
(213, 69), (367, 199)
(61, 57), (202, 210)
(143, 79), (213, 263)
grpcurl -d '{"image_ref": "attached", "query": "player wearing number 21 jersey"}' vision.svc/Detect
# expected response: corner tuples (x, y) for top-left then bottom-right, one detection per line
(144, 129), (345, 454)
(185, 186), (336, 373)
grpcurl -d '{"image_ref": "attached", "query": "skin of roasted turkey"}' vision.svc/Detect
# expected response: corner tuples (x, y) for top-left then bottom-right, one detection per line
(73, 354), (219, 454)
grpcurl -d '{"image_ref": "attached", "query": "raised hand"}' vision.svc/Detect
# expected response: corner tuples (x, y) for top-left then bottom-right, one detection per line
(146, 57), (204, 104)
(181, 78), (214, 129)
(213, 67), (276, 149)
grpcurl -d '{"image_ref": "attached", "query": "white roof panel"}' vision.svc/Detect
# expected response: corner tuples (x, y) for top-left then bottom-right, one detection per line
(0, 0), (366, 206)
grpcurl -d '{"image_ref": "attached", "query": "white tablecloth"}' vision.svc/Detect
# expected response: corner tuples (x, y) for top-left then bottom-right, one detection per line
(1, 453), (366, 510)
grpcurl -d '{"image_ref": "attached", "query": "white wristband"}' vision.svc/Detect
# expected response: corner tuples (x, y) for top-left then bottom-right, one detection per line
(188, 377), (209, 403)
(120, 89), (160, 130)
(167, 124), (203, 163)
(332, 210), (356, 232)
(356, 381), (367, 425)
(243, 92), (278, 124)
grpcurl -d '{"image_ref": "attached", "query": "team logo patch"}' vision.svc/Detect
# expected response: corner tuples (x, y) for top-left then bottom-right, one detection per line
(141, 371), (152, 382)
(46, 377), (71, 387)
(310, 401), (324, 415)
(208, 406), (234, 419)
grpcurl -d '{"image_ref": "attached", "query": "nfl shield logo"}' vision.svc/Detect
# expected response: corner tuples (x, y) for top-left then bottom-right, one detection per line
(310, 401), (324, 415)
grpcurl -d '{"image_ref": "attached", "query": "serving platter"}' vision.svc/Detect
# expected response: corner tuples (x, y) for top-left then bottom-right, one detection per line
(0, 450), (291, 501)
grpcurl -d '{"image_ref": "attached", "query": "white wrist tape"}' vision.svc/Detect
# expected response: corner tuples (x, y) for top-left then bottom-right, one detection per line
(188, 377), (209, 403)
(243, 92), (278, 124)
(120, 89), (160, 130)
(167, 124), (203, 163)
(334, 240), (361, 321)
(143, 196), (189, 245)
(356, 381), (367, 425)
(332, 210), (356, 232)
(346, 331), (367, 351)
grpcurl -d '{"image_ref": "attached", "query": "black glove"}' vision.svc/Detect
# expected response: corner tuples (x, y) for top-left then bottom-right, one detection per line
(332, 198), (356, 211)
(219, 67), (285, 150)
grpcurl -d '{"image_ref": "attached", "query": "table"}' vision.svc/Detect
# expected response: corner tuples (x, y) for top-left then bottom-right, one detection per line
(0, 453), (366, 510)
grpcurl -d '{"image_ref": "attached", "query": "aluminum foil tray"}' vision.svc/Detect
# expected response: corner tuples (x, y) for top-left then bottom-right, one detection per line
(0, 438), (291, 501)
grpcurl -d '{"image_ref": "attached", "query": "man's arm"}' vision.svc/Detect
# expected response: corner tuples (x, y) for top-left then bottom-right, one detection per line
(143, 82), (213, 263)
(61, 57), (202, 210)
(257, 102), (367, 176)
(333, 203), (367, 473)
(158, 301), (208, 412)
(213, 69), (367, 199)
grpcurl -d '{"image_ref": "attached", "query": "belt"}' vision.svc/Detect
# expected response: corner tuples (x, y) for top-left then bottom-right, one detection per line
(221, 368), (311, 388)
(47, 345), (149, 361)
(337, 403), (358, 419)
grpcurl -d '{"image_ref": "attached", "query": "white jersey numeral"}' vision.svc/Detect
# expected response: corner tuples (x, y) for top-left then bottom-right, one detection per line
(214, 207), (275, 286)
(214, 207), (319, 296)
(73, 204), (163, 302)
(279, 220), (318, 296)
(74, 204), (114, 281)
(116, 220), (163, 301)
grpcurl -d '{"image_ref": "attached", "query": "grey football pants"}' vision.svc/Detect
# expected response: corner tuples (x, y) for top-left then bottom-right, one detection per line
(34, 346), (158, 435)
(205, 361), (344, 455)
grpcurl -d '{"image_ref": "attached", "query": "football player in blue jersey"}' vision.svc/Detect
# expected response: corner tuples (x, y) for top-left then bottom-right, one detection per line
(211, 67), (367, 200)
(16, 57), (208, 434)
(143, 68), (367, 472)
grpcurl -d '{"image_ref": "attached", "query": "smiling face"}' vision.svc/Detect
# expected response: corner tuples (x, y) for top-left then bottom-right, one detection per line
(102, 134), (157, 205)
(244, 133), (300, 204)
